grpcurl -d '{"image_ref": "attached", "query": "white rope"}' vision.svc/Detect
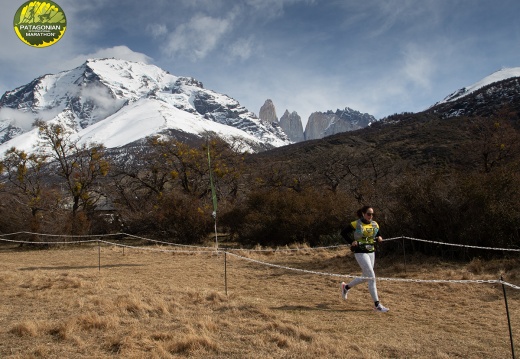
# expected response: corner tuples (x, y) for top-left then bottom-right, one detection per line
(0, 231), (349, 252)
(1, 232), (519, 253)
(0, 231), (122, 238)
(224, 251), (520, 290)
(121, 233), (214, 249)
(387, 236), (520, 252)
(98, 240), (217, 254)
(0, 237), (99, 244)
(223, 244), (348, 252)
(116, 233), (349, 252)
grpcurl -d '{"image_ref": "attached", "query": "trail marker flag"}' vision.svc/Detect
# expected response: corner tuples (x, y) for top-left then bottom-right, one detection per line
(207, 146), (218, 217)
(207, 144), (218, 249)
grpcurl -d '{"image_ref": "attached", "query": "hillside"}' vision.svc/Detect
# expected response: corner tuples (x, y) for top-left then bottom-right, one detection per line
(251, 72), (520, 172)
(252, 112), (517, 174)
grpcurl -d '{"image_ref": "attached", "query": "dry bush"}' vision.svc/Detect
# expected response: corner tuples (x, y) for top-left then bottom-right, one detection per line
(387, 168), (520, 259)
(221, 188), (348, 246)
(48, 319), (78, 340)
(0, 193), (31, 233)
(76, 312), (114, 330)
(166, 333), (220, 355)
(467, 258), (484, 274)
(120, 191), (213, 244)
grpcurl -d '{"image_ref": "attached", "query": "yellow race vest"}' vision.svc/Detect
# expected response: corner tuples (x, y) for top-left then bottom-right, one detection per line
(351, 219), (379, 253)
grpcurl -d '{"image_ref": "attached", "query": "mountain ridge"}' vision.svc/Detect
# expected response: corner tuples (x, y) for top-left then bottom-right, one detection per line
(1, 59), (520, 159)
(252, 69), (520, 175)
(0, 58), (290, 156)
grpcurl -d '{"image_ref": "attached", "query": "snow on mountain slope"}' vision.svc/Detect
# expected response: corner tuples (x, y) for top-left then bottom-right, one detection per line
(0, 58), (290, 157)
(76, 98), (267, 150)
(437, 67), (520, 104)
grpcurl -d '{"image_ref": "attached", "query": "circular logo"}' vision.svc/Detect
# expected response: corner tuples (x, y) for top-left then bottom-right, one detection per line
(13, 1), (67, 48)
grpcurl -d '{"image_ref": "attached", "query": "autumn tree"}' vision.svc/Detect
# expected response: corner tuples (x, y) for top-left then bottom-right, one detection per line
(150, 137), (208, 196)
(464, 114), (520, 173)
(110, 143), (173, 210)
(37, 121), (110, 233)
(302, 147), (358, 193)
(0, 148), (51, 234)
(251, 161), (308, 193)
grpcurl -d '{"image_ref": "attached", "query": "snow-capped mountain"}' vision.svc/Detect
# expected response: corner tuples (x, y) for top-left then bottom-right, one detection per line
(0, 58), (290, 157)
(437, 68), (520, 104)
(428, 67), (520, 118)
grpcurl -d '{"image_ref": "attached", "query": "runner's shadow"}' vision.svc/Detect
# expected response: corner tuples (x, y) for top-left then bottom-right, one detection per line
(271, 303), (366, 312)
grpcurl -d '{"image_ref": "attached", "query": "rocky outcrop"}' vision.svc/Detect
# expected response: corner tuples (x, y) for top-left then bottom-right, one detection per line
(305, 112), (335, 141)
(259, 99), (278, 124)
(279, 110), (304, 143)
(258, 99), (374, 143)
(304, 108), (374, 140)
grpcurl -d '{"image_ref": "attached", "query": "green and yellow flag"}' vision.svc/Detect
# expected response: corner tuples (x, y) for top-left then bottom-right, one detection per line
(207, 145), (217, 218)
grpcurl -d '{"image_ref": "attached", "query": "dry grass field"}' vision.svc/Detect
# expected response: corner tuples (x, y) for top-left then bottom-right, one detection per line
(0, 239), (518, 359)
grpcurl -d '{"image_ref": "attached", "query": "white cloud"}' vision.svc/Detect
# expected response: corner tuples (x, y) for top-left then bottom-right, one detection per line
(79, 46), (153, 64)
(400, 44), (436, 89)
(0, 108), (36, 132)
(245, 0), (315, 19)
(80, 85), (125, 119)
(60, 46), (153, 71)
(228, 37), (254, 61)
(0, 107), (63, 132)
(178, 0), (221, 9)
(164, 14), (232, 60)
(147, 24), (168, 38)
(245, 0), (287, 18)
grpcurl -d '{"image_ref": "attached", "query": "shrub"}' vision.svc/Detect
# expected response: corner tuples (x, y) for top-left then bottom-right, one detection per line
(121, 191), (213, 244)
(387, 168), (520, 259)
(221, 188), (349, 247)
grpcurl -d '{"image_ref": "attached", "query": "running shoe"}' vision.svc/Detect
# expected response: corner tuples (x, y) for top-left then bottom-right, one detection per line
(340, 282), (348, 300)
(374, 303), (389, 313)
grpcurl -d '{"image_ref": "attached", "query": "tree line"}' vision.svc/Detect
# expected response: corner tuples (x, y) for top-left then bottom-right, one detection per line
(1, 114), (519, 259)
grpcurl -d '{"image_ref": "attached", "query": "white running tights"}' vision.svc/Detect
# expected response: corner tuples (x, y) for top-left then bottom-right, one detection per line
(347, 252), (379, 303)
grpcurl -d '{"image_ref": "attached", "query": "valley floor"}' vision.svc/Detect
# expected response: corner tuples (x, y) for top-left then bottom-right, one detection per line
(0, 242), (518, 358)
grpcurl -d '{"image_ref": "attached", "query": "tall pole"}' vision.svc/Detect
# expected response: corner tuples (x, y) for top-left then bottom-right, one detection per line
(207, 141), (218, 250)
(501, 276), (516, 359)
(224, 252), (228, 296)
(98, 240), (101, 272)
(402, 236), (407, 273)
(213, 214), (218, 250)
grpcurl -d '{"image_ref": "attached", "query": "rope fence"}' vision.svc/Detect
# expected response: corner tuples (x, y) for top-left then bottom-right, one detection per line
(2, 231), (519, 252)
(395, 236), (520, 252)
(0, 231), (518, 289)
(224, 250), (520, 290)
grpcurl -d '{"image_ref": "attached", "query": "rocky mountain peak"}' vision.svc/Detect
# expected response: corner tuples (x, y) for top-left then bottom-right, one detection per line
(259, 100), (374, 143)
(304, 108), (375, 140)
(259, 99), (278, 124)
(279, 110), (304, 142)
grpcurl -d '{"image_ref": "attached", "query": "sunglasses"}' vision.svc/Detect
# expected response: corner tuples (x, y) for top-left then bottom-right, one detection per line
(365, 212), (375, 216)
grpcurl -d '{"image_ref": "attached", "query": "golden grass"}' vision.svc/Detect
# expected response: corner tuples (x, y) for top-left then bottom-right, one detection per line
(0, 243), (518, 358)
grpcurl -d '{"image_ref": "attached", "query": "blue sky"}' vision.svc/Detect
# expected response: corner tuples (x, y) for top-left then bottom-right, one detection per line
(1, 0), (519, 126)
